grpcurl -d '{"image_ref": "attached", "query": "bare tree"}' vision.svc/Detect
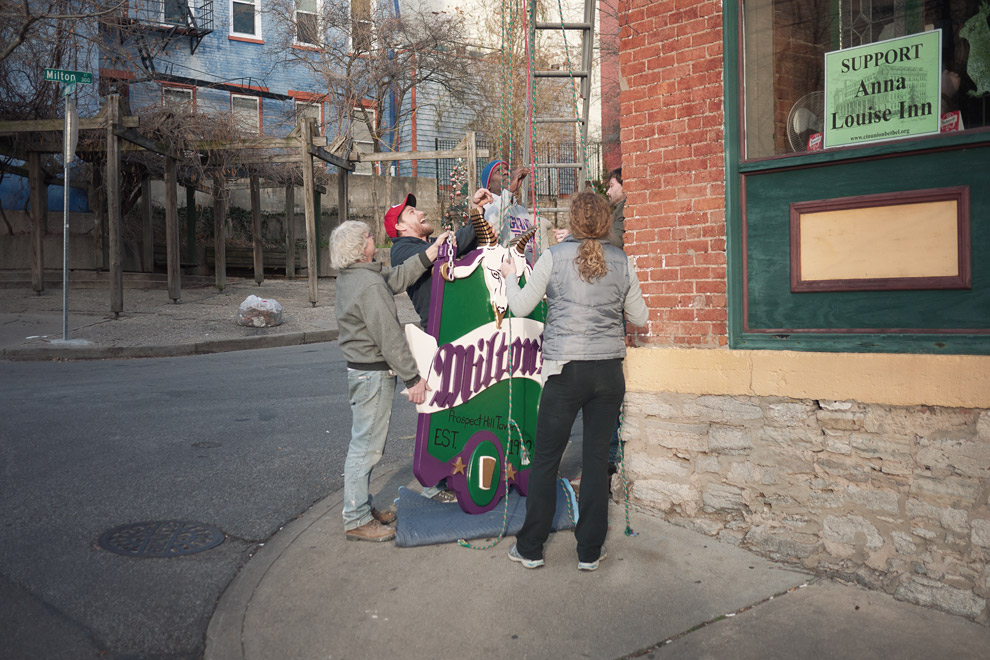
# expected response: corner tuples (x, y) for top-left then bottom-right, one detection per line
(0, 0), (129, 65)
(267, 0), (473, 151)
(264, 0), (476, 240)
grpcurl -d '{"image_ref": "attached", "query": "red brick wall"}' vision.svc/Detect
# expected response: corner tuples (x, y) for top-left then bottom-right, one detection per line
(620, 0), (727, 347)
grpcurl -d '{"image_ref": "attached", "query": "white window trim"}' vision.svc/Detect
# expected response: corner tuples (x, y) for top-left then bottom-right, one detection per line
(349, 0), (374, 53)
(231, 94), (262, 135)
(352, 105), (376, 174)
(294, 0), (321, 46)
(163, 85), (194, 111)
(229, 0), (262, 38)
(295, 100), (324, 134)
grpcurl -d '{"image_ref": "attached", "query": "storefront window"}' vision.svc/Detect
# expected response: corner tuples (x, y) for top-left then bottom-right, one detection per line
(743, 0), (989, 158)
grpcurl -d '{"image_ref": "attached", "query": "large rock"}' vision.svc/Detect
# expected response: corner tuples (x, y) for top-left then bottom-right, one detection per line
(237, 295), (284, 328)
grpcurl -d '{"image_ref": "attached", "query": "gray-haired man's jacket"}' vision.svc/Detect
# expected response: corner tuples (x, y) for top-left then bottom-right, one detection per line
(334, 252), (431, 387)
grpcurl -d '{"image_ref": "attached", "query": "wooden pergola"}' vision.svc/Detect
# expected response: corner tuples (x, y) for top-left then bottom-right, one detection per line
(0, 95), (487, 312)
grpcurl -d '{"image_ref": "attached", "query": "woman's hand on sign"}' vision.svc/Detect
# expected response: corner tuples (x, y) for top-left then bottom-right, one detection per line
(500, 256), (517, 279)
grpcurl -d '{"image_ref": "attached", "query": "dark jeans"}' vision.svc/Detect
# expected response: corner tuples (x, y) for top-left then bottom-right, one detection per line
(516, 359), (625, 563)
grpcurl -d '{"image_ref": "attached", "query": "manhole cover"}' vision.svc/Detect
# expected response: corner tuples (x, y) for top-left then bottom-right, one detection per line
(98, 521), (225, 558)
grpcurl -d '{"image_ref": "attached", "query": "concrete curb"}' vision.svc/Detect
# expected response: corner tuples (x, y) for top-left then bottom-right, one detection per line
(203, 467), (399, 660)
(0, 330), (338, 361)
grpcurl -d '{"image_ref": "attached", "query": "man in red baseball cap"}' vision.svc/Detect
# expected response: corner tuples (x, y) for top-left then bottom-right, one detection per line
(388, 191), (484, 330)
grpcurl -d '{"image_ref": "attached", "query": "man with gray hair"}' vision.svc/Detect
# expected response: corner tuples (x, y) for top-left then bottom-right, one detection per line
(330, 220), (449, 542)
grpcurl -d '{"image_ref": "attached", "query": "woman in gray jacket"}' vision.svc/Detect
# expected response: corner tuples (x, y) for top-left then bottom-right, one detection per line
(500, 192), (648, 570)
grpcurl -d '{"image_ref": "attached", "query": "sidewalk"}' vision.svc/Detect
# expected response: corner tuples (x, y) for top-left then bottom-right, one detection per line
(0, 273), (404, 360)
(205, 463), (989, 660)
(2, 274), (988, 659)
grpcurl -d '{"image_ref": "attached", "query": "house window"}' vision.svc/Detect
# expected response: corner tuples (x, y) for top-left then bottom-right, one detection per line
(99, 76), (130, 104)
(164, 0), (190, 24)
(352, 0), (372, 52)
(232, 94), (261, 134)
(295, 101), (323, 134)
(163, 86), (194, 110)
(296, 0), (319, 45)
(742, 0), (988, 158)
(231, 0), (260, 36)
(352, 105), (376, 174)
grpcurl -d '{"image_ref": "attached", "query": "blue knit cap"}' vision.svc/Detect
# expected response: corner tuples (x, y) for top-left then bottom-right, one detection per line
(480, 160), (508, 190)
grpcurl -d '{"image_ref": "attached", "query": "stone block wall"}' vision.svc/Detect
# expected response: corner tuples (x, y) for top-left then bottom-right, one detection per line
(622, 391), (990, 623)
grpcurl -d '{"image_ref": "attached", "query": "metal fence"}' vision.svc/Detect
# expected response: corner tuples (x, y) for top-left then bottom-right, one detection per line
(434, 137), (587, 206)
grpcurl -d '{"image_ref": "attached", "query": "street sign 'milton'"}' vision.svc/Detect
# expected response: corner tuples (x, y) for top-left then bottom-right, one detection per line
(44, 68), (93, 85)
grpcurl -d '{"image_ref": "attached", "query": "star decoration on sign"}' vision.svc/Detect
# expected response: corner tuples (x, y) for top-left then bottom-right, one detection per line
(505, 463), (517, 481)
(451, 457), (466, 475)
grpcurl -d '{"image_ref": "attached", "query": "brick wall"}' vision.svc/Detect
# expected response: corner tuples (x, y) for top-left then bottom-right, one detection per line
(620, 0), (727, 347)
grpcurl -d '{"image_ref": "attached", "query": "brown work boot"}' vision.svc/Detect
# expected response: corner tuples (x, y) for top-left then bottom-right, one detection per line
(345, 519), (396, 543)
(371, 508), (396, 525)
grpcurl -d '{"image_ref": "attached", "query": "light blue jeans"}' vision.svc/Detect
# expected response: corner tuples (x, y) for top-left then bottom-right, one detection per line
(343, 368), (396, 531)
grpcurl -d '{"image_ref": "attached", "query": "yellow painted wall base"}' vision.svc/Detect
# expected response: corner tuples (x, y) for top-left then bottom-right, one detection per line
(626, 347), (990, 409)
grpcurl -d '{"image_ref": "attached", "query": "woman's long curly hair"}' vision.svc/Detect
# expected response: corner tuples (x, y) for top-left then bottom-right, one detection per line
(569, 192), (613, 282)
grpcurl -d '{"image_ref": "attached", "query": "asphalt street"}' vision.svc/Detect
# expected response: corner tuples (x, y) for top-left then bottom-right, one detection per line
(0, 342), (418, 659)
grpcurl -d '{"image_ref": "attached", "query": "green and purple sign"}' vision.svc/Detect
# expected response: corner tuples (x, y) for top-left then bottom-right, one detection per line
(824, 30), (941, 148)
(406, 219), (543, 514)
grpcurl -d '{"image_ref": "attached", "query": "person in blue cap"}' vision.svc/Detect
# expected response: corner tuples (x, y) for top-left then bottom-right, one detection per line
(481, 160), (556, 261)
(481, 160), (531, 244)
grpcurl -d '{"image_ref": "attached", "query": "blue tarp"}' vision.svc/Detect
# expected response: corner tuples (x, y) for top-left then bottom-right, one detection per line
(393, 482), (578, 548)
(0, 172), (91, 212)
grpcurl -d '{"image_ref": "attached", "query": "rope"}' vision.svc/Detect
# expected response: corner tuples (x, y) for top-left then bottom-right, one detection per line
(524, 0), (540, 239)
(617, 400), (637, 536)
(457, 317), (531, 550)
(461, 0), (612, 549)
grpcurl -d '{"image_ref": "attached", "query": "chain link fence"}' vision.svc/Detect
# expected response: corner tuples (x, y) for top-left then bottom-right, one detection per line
(435, 137), (596, 204)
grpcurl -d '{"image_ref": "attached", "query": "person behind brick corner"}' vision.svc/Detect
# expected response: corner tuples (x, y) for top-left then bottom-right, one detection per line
(604, 166), (627, 477)
(331, 220), (449, 542)
(605, 167), (625, 249)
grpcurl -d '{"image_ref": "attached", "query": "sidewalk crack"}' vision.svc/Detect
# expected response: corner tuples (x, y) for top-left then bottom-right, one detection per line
(618, 579), (816, 658)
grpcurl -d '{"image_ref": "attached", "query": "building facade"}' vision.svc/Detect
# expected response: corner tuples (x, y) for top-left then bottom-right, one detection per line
(619, 0), (990, 622)
(98, 0), (478, 170)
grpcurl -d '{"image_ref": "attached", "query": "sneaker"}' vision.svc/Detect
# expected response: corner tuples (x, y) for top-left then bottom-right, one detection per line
(345, 519), (396, 543)
(507, 544), (544, 569)
(371, 508), (396, 525)
(578, 547), (607, 571)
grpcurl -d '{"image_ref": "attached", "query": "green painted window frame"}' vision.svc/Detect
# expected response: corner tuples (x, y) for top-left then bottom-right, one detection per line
(723, 0), (990, 355)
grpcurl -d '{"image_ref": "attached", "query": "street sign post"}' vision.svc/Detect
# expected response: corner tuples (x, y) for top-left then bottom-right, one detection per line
(46, 68), (93, 340)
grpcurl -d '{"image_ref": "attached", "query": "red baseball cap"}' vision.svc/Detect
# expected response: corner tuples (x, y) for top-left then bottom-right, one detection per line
(384, 193), (416, 239)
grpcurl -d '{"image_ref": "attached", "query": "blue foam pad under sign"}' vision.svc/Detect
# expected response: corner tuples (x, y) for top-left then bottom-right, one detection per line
(393, 482), (577, 548)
